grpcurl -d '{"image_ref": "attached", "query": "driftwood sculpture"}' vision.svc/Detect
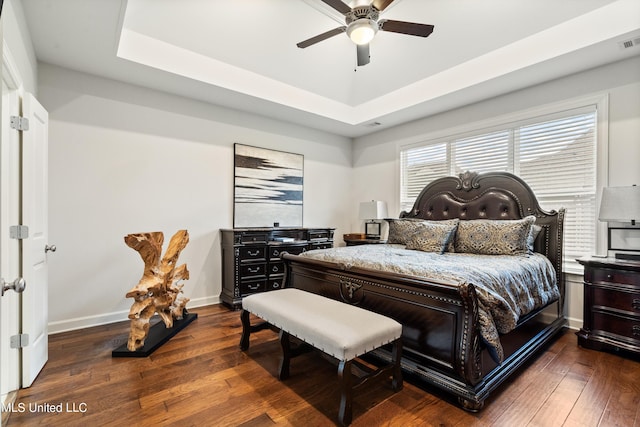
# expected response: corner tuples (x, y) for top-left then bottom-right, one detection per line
(124, 230), (190, 351)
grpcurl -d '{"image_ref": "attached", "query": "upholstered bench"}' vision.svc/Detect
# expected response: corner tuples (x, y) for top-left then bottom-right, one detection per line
(240, 288), (403, 426)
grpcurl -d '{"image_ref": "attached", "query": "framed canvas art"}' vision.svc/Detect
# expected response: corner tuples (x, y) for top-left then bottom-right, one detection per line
(233, 144), (304, 228)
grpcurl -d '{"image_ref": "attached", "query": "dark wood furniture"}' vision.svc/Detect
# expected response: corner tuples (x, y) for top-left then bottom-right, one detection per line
(282, 171), (566, 410)
(220, 227), (334, 308)
(344, 238), (387, 246)
(576, 256), (640, 357)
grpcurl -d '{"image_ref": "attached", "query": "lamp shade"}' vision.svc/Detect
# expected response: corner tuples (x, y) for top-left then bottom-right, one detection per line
(359, 200), (388, 220)
(347, 18), (378, 45)
(598, 185), (640, 222)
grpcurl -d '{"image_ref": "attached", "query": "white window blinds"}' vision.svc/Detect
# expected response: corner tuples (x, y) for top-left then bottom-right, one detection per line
(400, 106), (597, 269)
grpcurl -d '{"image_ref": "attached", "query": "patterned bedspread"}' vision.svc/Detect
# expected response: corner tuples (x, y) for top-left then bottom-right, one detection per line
(298, 244), (559, 362)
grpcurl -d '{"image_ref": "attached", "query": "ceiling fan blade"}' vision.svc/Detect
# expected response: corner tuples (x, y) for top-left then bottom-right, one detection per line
(379, 20), (434, 37)
(372, 0), (396, 12)
(320, 0), (352, 14)
(296, 27), (346, 48)
(357, 43), (370, 66)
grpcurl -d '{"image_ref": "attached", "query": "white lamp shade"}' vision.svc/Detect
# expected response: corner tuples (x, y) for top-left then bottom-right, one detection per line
(347, 19), (378, 45)
(359, 200), (388, 220)
(598, 186), (640, 222)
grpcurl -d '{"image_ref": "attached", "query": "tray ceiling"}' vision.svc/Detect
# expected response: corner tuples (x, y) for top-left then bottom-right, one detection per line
(22, 0), (640, 137)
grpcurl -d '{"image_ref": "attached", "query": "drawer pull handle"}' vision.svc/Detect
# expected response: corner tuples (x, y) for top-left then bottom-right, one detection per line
(606, 274), (612, 280)
(273, 250), (280, 257)
(633, 325), (640, 337)
(633, 299), (640, 310)
(247, 267), (260, 273)
(273, 283), (280, 288)
(248, 284), (260, 290)
(247, 250), (260, 256)
(272, 266), (279, 272)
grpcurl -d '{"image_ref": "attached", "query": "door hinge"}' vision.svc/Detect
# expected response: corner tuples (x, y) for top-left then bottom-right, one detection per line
(10, 115), (29, 131)
(10, 334), (29, 349)
(9, 225), (29, 239)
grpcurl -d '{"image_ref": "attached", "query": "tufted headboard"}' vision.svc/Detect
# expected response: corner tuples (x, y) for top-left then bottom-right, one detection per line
(400, 171), (566, 298)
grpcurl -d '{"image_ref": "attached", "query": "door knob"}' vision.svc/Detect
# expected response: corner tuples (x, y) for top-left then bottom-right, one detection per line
(1, 277), (26, 296)
(45, 244), (57, 253)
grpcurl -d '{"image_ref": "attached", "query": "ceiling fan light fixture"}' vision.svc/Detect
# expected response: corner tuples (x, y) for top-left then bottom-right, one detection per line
(347, 18), (378, 45)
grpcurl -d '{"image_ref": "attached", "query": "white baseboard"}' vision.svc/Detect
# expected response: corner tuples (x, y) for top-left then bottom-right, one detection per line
(48, 295), (221, 335)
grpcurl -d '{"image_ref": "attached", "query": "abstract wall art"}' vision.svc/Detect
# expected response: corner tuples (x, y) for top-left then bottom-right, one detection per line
(233, 144), (304, 228)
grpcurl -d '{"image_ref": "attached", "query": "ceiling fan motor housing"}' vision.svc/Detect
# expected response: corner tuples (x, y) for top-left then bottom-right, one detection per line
(345, 6), (379, 45)
(345, 6), (379, 25)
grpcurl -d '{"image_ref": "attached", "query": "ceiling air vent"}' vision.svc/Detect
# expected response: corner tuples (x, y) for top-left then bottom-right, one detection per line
(618, 38), (640, 50)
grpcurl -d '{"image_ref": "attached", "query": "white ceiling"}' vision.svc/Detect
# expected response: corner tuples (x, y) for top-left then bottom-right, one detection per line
(21, 0), (640, 137)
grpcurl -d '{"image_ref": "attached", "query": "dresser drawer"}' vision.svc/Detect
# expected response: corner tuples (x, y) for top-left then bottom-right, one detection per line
(239, 263), (266, 278)
(240, 279), (266, 296)
(268, 278), (284, 291)
(308, 230), (331, 240)
(587, 267), (640, 286)
(240, 233), (268, 243)
(309, 242), (333, 250)
(269, 261), (285, 276)
(269, 245), (306, 260)
(592, 311), (640, 343)
(239, 246), (266, 261)
(592, 286), (640, 314)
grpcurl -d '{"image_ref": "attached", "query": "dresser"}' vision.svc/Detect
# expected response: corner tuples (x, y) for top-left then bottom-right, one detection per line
(220, 227), (334, 308)
(576, 256), (640, 357)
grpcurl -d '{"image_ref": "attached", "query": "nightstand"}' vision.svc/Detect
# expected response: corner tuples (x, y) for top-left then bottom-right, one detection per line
(576, 256), (640, 357)
(344, 238), (387, 246)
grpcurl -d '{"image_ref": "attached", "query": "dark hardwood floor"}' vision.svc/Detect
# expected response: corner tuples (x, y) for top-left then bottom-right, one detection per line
(5, 304), (640, 426)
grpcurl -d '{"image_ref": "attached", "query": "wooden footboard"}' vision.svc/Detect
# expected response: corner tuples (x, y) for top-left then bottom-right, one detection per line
(281, 253), (566, 410)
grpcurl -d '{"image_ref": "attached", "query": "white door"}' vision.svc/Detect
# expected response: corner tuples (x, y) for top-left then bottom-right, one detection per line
(21, 93), (49, 387)
(0, 82), (22, 402)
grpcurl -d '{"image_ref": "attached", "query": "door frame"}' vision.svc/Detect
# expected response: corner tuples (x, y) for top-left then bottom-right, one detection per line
(0, 40), (24, 413)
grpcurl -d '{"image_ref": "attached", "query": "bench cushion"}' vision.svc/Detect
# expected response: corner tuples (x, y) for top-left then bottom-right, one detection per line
(242, 288), (402, 361)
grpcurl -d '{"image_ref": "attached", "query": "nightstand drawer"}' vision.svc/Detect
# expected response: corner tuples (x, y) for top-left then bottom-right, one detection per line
(588, 267), (640, 286)
(592, 311), (640, 343)
(592, 286), (640, 314)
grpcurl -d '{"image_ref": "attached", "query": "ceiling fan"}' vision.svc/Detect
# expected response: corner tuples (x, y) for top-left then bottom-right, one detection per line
(297, 0), (434, 66)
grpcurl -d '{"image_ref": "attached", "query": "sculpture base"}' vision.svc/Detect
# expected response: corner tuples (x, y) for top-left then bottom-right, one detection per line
(112, 313), (198, 357)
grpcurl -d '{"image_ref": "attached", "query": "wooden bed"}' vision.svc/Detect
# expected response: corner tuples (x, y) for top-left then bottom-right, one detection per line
(281, 171), (566, 410)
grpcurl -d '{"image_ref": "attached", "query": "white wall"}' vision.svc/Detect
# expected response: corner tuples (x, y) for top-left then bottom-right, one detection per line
(38, 63), (353, 333)
(352, 56), (640, 329)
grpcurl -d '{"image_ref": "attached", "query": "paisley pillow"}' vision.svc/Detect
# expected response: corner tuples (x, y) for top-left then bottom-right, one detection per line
(387, 218), (459, 246)
(455, 216), (536, 255)
(405, 220), (459, 254)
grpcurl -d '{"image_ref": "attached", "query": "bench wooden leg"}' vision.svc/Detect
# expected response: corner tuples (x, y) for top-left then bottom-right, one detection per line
(338, 360), (353, 426)
(239, 309), (251, 351)
(279, 330), (291, 380)
(391, 338), (403, 392)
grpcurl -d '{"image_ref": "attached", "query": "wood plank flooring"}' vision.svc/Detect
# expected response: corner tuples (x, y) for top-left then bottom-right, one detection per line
(5, 304), (640, 426)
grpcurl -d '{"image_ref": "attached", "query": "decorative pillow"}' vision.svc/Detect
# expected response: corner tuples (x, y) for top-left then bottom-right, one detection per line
(454, 216), (536, 255)
(527, 224), (543, 254)
(386, 218), (459, 246)
(405, 220), (459, 254)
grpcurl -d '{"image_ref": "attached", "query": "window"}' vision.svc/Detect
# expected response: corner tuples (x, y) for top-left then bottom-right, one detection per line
(400, 104), (601, 272)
